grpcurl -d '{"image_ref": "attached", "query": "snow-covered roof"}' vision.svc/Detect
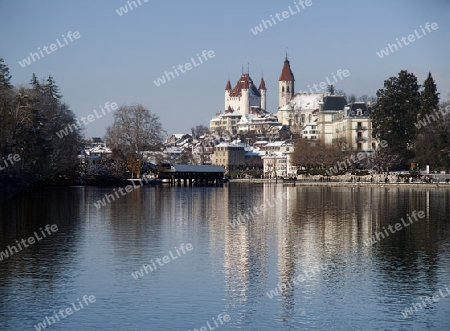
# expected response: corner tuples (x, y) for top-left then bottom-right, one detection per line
(279, 92), (329, 111)
(222, 112), (241, 118)
(215, 142), (245, 148)
(262, 151), (287, 158)
(266, 141), (287, 147)
(89, 146), (112, 154)
(237, 114), (255, 124)
(245, 151), (260, 157)
(164, 146), (182, 153)
(172, 165), (225, 173)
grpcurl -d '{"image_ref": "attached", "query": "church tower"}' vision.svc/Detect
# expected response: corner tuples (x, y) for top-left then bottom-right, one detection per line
(278, 55), (295, 109)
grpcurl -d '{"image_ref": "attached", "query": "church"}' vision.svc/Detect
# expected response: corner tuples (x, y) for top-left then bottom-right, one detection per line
(275, 56), (376, 152)
(276, 56), (329, 134)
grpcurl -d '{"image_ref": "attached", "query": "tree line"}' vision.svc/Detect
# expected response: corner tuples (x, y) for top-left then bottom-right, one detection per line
(0, 58), (82, 188)
(0, 57), (166, 191)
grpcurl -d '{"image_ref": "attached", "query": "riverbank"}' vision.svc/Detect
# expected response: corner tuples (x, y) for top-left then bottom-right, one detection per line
(229, 175), (450, 188)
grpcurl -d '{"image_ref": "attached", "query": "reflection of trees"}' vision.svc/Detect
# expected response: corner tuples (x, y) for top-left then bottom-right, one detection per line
(0, 188), (83, 309)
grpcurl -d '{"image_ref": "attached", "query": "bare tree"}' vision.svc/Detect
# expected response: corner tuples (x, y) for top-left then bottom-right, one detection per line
(105, 104), (165, 179)
(191, 124), (209, 138)
(359, 94), (368, 102)
(293, 138), (342, 170)
(348, 94), (357, 103)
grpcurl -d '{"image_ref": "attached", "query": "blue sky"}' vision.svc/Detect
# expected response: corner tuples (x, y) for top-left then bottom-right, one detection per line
(1, 0), (449, 138)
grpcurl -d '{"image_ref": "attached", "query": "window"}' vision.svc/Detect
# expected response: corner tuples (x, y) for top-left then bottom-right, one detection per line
(287, 86), (290, 93)
(282, 86), (285, 92)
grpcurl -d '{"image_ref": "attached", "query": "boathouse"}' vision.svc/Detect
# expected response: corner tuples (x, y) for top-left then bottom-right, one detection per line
(158, 165), (226, 186)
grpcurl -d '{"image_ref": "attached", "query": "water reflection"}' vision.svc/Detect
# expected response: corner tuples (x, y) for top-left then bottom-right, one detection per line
(0, 185), (449, 330)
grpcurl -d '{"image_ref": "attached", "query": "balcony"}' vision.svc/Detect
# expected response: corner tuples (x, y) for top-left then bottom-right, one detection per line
(356, 126), (367, 130)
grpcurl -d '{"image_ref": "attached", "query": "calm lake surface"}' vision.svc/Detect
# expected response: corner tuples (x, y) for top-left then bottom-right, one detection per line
(1, 183), (450, 330)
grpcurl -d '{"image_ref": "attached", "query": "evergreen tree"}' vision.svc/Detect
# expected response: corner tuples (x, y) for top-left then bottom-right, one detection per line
(30, 73), (41, 91)
(419, 72), (440, 120)
(42, 75), (61, 100)
(414, 73), (448, 169)
(370, 70), (421, 164)
(0, 58), (14, 156)
(0, 57), (12, 89)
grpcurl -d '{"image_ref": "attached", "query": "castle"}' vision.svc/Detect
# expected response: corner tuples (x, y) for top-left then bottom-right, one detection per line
(210, 71), (279, 136)
(224, 73), (266, 115)
(209, 56), (376, 152)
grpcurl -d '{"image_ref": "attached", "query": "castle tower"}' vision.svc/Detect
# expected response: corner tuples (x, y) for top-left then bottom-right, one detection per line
(225, 79), (232, 111)
(259, 77), (266, 111)
(225, 73), (261, 115)
(278, 55), (295, 109)
(241, 76), (250, 114)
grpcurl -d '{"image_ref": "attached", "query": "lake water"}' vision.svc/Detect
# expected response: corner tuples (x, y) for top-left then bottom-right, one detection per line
(1, 184), (450, 330)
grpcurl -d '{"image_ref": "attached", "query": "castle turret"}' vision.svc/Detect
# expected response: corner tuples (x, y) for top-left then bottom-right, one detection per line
(225, 79), (232, 110)
(259, 77), (266, 111)
(279, 55), (295, 109)
(241, 76), (249, 114)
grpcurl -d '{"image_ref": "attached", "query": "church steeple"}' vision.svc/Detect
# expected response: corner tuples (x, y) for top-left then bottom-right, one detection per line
(279, 55), (295, 109)
(279, 55), (295, 82)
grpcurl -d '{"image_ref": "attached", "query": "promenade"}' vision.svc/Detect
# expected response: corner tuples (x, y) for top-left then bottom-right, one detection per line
(230, 173), (450, 188)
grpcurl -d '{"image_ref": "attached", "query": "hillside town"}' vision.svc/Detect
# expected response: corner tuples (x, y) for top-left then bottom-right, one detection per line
(79, 56), (388, 180)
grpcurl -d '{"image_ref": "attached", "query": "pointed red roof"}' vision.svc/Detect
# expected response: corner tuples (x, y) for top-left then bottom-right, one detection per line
(229, 73), (261, 97)
(242, 78), (249, 89)
(225, 79), (232, 91)
(279, 58), (295, 82)
(259, 77), (266, 90)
